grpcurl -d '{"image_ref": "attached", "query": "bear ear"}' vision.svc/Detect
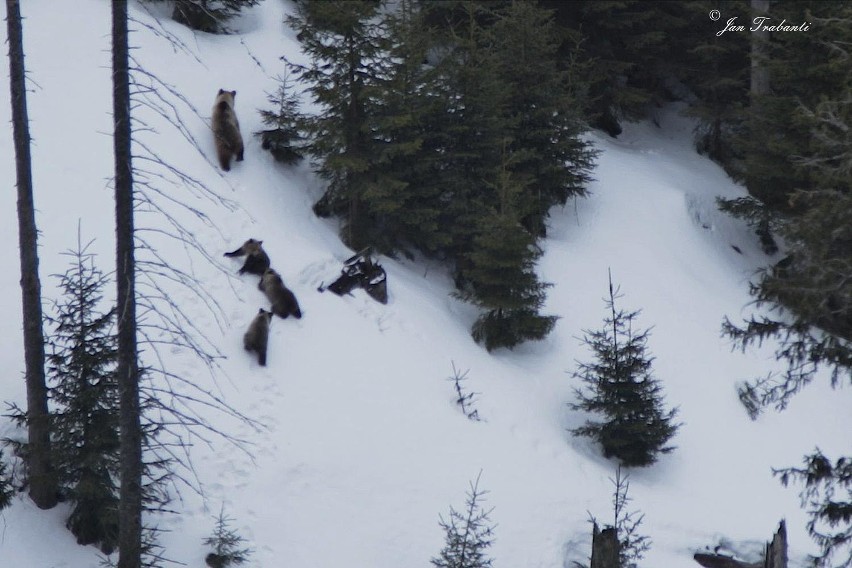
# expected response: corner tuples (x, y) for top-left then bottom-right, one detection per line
(218, 88), (225, 95)
(231, 90), (237, 97)
(257, 240), (263, 245)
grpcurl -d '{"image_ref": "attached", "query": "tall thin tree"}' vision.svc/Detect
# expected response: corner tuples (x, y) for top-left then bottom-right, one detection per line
(112, 1), (142, 566)
(5, 0), (58, 510)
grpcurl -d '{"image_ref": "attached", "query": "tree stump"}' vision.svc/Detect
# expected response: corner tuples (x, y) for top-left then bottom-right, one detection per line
(693, 521), (787, 568)
(591, 522), (620, 568)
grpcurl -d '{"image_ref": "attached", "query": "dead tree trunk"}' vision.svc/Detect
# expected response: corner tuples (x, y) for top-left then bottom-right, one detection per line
(591, 522), (620, 568)
(764, 521), (787, 568)
(750, 0), (771, 98)
(112, 1), (142, 567)
(5, 0), (57, 510)
(694, 521), (787, 568)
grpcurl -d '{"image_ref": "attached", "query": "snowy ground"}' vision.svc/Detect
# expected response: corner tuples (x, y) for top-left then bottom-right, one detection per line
(0, 1), (849, 567)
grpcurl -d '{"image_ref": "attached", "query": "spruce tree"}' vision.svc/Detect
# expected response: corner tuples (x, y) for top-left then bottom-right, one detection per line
(363, 0), (446, 256)
(775, 452), (851, 568)
(431, 473), (495, 568)
(47, 237), (119, 553)
(203, 508), (253, 568)
(490, 0), (596, 238)
(418, 0), (509, 265)
(460, 148), (557, 351)
(143, 0), (261, 33)
(724, 35), (851, 566)
(0, 451), (14, 511)
(286, 0), (388, 250)
(720, 1), (851, 253)
(543, 0), (677, 136)
(258, 73), (305, 165)
(679, 0), (750, 168)
(571, 274), (679, 467)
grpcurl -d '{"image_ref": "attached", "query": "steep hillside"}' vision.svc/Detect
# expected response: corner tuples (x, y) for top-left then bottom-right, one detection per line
(0, 2), (849, 567)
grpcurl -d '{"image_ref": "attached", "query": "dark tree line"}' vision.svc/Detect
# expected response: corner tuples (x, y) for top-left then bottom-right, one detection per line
(271, 0), (596, 350)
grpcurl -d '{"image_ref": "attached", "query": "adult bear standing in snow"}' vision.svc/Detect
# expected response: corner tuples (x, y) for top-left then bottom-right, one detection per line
(212, 89), (244, 171)
(259, 268), (302, 319)
(224, 238), (271, 276)
(243, 308), (273, 366)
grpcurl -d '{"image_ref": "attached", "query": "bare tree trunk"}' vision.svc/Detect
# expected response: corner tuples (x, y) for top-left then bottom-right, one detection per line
(590, 523), (620, 568)
(5, 0), (57, 510)
(112, 1), (142, 567)
(764, 521), (787, 568)
(750, 0), (771, 98)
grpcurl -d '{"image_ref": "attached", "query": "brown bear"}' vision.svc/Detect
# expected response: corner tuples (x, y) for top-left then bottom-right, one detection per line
(243, 308), (273, 366)
(224, 238), (270, 276)
(259, 268), (302, 319)
(212, 89), (244, 171)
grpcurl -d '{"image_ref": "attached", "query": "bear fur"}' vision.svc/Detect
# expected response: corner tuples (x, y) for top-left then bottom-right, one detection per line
(259, 268), (302, 319)
(224, 238), (270, 276)
(243, 308), (273, 366)
(212, 89), (244, 171)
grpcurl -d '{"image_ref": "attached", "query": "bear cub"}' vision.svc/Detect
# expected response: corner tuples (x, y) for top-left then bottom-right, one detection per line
(243, 308), (273, 366)
(259, 268), (302, 319)
(224, 238), (270, 276)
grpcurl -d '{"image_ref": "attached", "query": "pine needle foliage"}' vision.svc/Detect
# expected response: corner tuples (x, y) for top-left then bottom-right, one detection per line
(448, 363), (481, 422)
(258, 72), (305, 165)
(432, 472), (496, 568)
(144, 0), (261, 33)
(611, 467), (650, 568)
(46, 237), (120, 554)
(203, 507), (253, 568)
(0, 451), (14, 511)
(571, 272), (680, 467)
(775, 451), (852, 568)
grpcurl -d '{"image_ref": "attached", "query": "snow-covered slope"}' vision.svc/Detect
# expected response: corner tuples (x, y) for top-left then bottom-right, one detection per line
(1, 2), (849, 567)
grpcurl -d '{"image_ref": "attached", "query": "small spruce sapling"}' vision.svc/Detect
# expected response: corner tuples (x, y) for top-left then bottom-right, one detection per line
(611, 467), (650, 568)
(46, 235), (119, 553)
(448, 362), (482, 422)
(203, 507), (253, 568)
(584, 467), (650, 568)
(432, 472), (496, 568)
(570, 271), (680, 467)
(258, 72), (305, 165)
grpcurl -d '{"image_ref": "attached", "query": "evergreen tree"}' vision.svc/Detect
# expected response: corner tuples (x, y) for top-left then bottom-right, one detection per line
(203, 508), (253, 568)
(460, 148), (557, 351)
(610, 467), (650, 568)
(258, 72), (305, 165)
(362, 0), (447, 256)
(775, 451), (852, 568)
(490, 0), (596, 238)
(726, 83), (852, 419)
(0, 451), (13, 511)
(431, 472), (495, 568)
(143, 0), (261, 33)
(720, 1), (851, 252)
(571, 274), (679, 467)
(47, 237), (119, 553)
(418, 0), (510, 264)
(679, 0), (750, 168)
(724, 29), (851, 567)
(276, 0), (587, 349)
(286, 0), (388, 250)
(543, 1), (679, 137)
